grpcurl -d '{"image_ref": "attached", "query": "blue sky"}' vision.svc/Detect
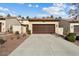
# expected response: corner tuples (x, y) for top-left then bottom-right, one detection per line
(0, 3), (77, 18)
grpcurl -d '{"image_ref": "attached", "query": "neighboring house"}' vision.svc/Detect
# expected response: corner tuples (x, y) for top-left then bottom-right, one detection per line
(0, 16), (28, 34)
(69, 20), (79, 36)
(6, 17), (22, 33)
(59, 20), (70, 35)
(28, 18), (63, 35)
(59, 19), (79, 35)
(0, 16), (6, 32)
(19, 19), (29, 33)
(0, 16), (79, 36)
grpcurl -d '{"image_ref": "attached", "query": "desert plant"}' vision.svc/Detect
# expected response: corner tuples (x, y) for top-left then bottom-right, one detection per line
(26, 25), (31, 35)
(65, 33), (76, 42)
(0, 38), (6, 48)
(27, 30), (31, 35)
(9, 26), (13, 33)
(15, 31), (20, 39)
(22, 33), (26, 37)
(15, 31), (19, 35)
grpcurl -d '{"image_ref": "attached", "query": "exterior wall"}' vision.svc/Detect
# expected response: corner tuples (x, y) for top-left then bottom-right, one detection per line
(6, 18), (21, 31)
(21, 26), (27, 33)
(59, 20), (70, 35)
(13, 25), (22, 33)
(0, 20), (6, 32)
(57, 28), (63, 35)
(20, 20), (29, 25)
(70, 23), (79, 33)
(28, 21), (59, 34)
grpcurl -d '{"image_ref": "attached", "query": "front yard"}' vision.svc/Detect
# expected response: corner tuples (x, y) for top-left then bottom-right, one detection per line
(0, 33), (29, 56)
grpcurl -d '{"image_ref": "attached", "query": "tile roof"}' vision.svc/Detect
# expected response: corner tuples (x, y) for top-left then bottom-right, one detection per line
(28, 18), (59, 22)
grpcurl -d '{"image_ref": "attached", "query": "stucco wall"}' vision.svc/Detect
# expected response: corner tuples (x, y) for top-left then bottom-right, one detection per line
(13, 25), (22, 33)
(29, 21), (60, 34)
(70, 23), (79, 33)
(0, 20), (6, 32)
(57, 28), (63, 35)
(6, 18), (21, 31)
(20, 21), (29, 25)
(21, 26), (27, 33)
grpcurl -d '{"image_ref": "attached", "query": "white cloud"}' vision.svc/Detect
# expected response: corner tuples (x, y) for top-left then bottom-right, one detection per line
(28, 4), (32, 7)
(42, 3), (68, 18)
(0, 7), (9, 11)
(0, 7), (16, 16)
(0, 12), (6, 16)
(35, 4), (39, 8)
(28, 4), (39, 8)
(37, 14), (49, 17)
(69, 5), (76, 10)
(42, 3), (78, 18)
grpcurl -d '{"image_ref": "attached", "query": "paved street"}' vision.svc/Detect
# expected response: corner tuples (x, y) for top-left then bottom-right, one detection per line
(9, 34), (79, 56)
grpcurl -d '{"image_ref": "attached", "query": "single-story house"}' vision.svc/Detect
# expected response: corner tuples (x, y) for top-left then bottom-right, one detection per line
(0, 16), (6, 32)
(19, 19), (29, 33)
(0, 16), (28, 34)
(0, 16), (79, 36)
(28, 18), (79, 35)
(28, 18), (63, 35)
(59, 19), (79, 35)
(69, 20), (79, 36)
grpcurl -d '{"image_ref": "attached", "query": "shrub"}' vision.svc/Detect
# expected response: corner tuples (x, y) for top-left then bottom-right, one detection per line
(9, 26), (13, 33)
(15, 31), (20, 39)
(0, 38), (6, 48)
(22, 33), (26, 37)
(27, 30), (31, 35)
(65, 33), (76, 42)
(15, 31), (19, 35)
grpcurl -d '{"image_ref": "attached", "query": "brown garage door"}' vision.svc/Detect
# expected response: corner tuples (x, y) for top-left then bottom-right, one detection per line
(32, 24), (55, 34)
(74, 25), (79, 34)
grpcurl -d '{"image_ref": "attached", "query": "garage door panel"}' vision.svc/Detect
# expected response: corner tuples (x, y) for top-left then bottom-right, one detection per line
(32, 24), (55, 34)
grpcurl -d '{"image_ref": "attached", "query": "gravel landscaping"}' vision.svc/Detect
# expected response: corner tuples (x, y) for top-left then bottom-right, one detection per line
(0, 33), (29, 56)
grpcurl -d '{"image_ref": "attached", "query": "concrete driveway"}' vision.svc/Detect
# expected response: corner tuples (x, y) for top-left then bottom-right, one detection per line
(9, 34), (79, 56)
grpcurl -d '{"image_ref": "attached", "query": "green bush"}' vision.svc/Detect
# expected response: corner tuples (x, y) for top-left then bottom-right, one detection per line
(66, 33), (76, 42)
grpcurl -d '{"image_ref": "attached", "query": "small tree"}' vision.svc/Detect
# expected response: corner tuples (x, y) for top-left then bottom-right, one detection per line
(26, 16), (29, 19)
(7, 14), (11, 17)
(58, 17), (62, 20)
(18, 15), (21, 17)
(22, 17), (25, 19)
(50, 15), (53, 18)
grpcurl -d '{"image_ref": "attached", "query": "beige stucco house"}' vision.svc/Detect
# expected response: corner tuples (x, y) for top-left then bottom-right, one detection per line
(0, 16), (6, 32)
(69, 20), (79, 35)
(0, 16), (79, 35)
(0, 16), (28, 34)
(28, 18), (63, 35)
